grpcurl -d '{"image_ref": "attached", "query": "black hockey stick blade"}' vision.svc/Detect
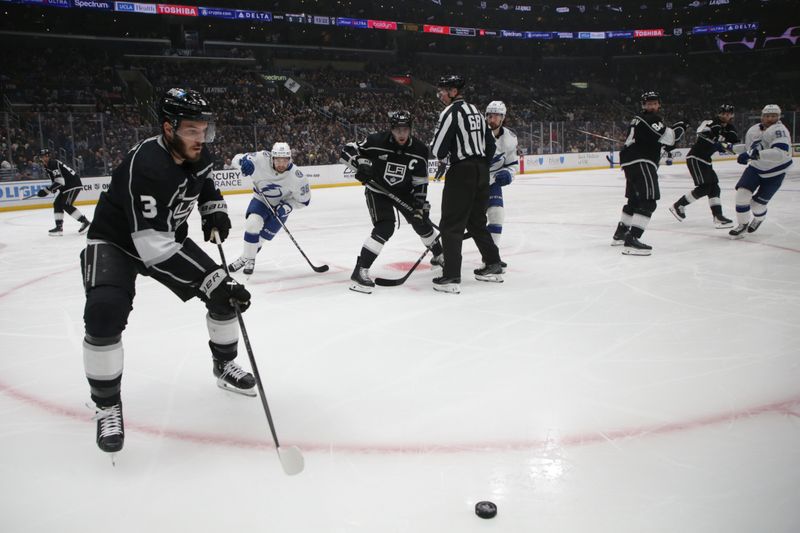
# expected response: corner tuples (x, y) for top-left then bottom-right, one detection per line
(374, 247), (432, 287)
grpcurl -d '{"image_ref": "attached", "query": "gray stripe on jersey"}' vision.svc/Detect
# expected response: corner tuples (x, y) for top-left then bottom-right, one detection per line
(131, 228), (180, 267)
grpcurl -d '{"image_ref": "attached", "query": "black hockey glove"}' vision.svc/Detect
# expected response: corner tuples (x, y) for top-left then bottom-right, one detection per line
(355, 159), (373, 184)
(36, 188), (50, 197)
(199, 200), (231, 243)
(413, 201), (431, 223)
(199, 268), (251, 313)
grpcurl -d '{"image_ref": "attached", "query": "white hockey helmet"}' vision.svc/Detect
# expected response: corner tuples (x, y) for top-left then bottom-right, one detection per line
(761, 104), (781, 116)
(271, 142), (292, 159)
(486, 100), (507, 116)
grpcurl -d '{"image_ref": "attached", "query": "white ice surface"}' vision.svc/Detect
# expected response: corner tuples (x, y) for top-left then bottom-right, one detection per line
(1, 160), (799, 532)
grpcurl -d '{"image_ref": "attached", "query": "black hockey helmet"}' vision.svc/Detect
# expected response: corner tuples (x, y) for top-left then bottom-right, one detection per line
(39, 148), (50, 156)
(389, 110), (413, 129)
(718, 104), (735, 114)
(437, 75), (465, 90)
(160, 88), (214, 124)
(160, 88), (215, 141)
(640, 91), (660, 105)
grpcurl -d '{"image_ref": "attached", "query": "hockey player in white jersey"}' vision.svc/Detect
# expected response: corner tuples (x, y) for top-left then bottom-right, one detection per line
(484, 101), (518, 270)
(728, 104), (793, 239)
(228, 142), (311, 274)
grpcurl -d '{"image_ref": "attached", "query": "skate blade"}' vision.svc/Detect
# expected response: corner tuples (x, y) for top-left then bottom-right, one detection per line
(433, 284), (461, 294)
(48, 233), (64, 237)
(668, 207), (685, 222)
(611, 239), (625, 247)
(622, 248), (651, 256)
(715, 223), (734, 229)
(729, 233), (746, 240)
(349, 283), (373, 294)
(217, 379), (257, 397)
(110, 452), (118, 466)
(475, 274), (504, 283)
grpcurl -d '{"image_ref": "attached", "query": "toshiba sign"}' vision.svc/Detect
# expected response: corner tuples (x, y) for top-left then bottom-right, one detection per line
(156, 4), (198, 16)
(634, 29), (665, 38)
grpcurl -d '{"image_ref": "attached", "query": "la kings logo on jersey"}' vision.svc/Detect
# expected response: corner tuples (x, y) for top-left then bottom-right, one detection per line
(383, 162), (407, 186)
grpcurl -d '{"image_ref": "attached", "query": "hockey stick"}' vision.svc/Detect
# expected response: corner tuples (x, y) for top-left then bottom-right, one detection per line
(574, 128), (624, 144)
(361, 180), (443, 287)
(254, 189), (329, 273)
(213, 230), (305, 476)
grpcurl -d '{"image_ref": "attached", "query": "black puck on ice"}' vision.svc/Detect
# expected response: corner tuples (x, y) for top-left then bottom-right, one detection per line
(475, 500), (497, 519)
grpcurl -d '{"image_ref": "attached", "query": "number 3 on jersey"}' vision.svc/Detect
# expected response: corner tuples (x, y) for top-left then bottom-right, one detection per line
(140, 195), (157, 218)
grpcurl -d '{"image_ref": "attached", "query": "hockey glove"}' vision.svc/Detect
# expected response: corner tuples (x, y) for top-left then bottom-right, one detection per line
(413, 201), (431, 223)
(434, 161), (447, 181)
(239, 155), (255, 177)
(355, 159), (373, 184)
(200, 268), (251, 313)
(494, 169), (513, 187)
(737, 150), (759, 165)
(199, 200), (231, 242)
(36, 188), (50, 197)
(275, 202), (293, 218)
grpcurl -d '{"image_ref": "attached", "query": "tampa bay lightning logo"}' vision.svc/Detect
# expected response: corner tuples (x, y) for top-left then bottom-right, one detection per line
(260, 182), (283, 201)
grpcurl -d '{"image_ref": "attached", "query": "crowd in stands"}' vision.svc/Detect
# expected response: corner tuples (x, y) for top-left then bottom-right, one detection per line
(2, 45), (797, 180)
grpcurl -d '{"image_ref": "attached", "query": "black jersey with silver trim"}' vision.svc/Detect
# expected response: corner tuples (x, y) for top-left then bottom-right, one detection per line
(87, 136), (222, 287)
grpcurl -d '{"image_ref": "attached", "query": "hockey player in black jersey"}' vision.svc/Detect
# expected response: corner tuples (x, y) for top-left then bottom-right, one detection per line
(669, 104), (739, 228)
(37, 149), (90, 236)
(341, 110), (443, 293)
(80, 88), (253, 456)
(612, 91), (687, 255)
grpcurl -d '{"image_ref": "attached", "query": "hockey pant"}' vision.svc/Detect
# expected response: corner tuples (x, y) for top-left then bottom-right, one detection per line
(80, 241), (239, 406)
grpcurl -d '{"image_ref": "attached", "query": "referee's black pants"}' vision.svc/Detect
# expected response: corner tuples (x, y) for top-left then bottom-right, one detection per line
(439, 158), (501, 279)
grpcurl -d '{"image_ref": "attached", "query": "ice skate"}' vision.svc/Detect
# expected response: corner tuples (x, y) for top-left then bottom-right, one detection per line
(622, 234), (652, 256)
(213, 359), (256, 397)
(474, 263), (504, 283)
(432, 276), (461, 294)
(611, 222), (628, 246)
(713, 215), (734, 229)
(92, 402), (124, 456)
(729, 224), (748, 239)
(747, 219), (763, 233)
(349, 258), (374, 294)
(669, 203), (686, 221)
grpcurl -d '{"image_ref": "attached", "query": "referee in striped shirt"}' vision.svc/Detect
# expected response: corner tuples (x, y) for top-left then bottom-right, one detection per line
(430, 75), (503, 294)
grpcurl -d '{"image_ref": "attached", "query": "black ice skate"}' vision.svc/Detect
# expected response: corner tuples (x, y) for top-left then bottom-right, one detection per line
(48, 225), (63, 237)
(78, 218), (91, 234)
(747, 219), (763, 233)
(349, 257), (374, 294)
(713, 215), (734, 229)
(92, 402), (124, 454)
(622, 234), (652, 256)
(213, 358), (257, 397)
(432, 276), (461, 294)
(729, 224), (748, 239)
(669, 203), (686, 221)
(611, 222), (628, 246)
(474, 263), (504, 283)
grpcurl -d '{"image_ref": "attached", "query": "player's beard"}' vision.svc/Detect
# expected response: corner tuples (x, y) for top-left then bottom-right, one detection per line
(167, 131), (202, 163)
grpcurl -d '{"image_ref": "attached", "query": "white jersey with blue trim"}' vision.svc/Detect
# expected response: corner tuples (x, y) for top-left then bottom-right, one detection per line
(233, 151), (311, 210)
(488, 127), (519, 185)
(740, 122), (793, 178)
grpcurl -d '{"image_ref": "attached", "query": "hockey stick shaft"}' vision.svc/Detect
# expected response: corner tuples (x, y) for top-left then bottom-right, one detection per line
(254, 189), (329, 273)
(213, 231), (304, 475)
(574, 128), (623, 144)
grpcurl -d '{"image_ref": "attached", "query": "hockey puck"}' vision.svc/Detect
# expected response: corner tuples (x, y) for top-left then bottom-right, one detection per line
(475, 501), (497, 519)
